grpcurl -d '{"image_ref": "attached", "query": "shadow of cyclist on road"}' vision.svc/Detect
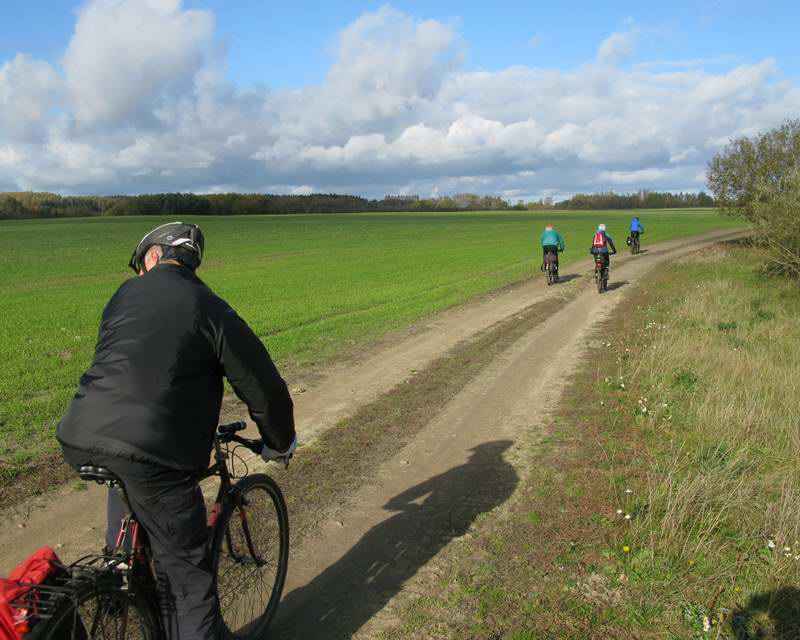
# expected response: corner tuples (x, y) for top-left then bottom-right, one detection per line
(274, 440), (518, 639)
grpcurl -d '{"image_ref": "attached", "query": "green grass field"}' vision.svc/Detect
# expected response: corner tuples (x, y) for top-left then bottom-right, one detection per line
(0, 209), (740, 479)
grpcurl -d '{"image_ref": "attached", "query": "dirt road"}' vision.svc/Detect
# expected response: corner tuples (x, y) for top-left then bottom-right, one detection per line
(0, 230), (743, 635)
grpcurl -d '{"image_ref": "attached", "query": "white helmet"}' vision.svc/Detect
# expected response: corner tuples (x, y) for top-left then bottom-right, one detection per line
(598, 223), (607, 231)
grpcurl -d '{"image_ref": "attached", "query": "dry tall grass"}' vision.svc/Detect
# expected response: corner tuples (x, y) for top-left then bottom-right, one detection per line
(623, 246), (800, 633)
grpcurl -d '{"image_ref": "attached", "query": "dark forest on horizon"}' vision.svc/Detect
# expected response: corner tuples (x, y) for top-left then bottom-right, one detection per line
(0, 189), (716, 220)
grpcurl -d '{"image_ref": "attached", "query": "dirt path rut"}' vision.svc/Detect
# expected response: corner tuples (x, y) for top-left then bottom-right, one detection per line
(0, 230), (741, 593)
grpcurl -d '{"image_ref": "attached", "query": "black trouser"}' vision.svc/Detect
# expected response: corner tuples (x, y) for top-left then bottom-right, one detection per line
(62, 445), (220, 640)
(542, 245), (559, 271)
(592, 251), (610, 269)
(630, 231), (640, 241)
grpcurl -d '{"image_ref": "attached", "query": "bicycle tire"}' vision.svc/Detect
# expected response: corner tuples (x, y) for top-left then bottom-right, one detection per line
(212, 473), (289, 639)
(30, 577), (160, 640)
(596, 270), (603, 293)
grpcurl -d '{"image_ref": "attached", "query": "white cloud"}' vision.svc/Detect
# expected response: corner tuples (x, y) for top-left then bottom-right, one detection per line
(62, 0), (214, 126)
(0, 4), (798, 200)
(636, 54), (740, 70)
(597, 30), (636, 66)
(0, 54), (62, 138)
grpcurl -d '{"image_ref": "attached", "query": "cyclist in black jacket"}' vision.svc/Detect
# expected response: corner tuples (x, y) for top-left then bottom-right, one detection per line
(57, 222), (296, 639)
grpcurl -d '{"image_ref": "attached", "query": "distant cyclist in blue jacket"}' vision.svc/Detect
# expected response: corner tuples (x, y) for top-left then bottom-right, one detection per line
(539, 224), (565, 275)
(629, 216), (644, 242)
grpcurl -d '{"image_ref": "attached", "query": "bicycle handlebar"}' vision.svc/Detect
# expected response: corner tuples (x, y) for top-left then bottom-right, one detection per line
(229, 433), (264, 455)
(215, 421), (293, 467)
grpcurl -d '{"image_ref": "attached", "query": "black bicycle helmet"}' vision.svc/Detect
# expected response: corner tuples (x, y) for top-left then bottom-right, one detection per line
(128, 221), (204, 273)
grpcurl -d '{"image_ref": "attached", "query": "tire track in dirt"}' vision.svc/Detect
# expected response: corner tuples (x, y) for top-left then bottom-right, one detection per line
(0, 230), (742, 579)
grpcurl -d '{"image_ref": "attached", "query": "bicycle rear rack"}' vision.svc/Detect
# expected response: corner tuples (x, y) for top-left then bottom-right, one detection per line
(9, 555), (125, 633)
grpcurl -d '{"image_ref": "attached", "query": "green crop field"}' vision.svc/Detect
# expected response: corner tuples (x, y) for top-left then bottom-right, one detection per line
(0, 209), (742, 480)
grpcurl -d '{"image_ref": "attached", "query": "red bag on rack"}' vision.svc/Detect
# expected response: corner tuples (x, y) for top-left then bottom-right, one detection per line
(0, 546), (61, 639)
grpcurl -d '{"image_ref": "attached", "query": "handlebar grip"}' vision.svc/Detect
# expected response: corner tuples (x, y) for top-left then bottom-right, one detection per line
(218, 421), (247, 434)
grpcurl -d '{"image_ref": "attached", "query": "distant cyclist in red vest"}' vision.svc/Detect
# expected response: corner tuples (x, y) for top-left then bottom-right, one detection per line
(589, 223), (617, 271)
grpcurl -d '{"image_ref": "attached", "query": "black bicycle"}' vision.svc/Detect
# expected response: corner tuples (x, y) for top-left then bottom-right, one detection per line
(12, 421), (289, 639)
(544, 250), (559, 285)
(630, 232), (640, 255)
(594, 254), (609, 293)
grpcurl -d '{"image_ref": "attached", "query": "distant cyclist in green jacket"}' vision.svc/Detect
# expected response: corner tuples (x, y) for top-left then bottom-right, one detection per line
(539, 224), (566, 275)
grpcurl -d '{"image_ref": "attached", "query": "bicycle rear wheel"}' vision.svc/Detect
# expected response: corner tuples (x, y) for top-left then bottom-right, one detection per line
(212, 473), (289, 639)
(31, 578), (160, 640)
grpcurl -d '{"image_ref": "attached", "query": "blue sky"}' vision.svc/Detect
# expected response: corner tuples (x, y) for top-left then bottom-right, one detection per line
(3, 1), (796, 86)
(0, 1), (798, 198)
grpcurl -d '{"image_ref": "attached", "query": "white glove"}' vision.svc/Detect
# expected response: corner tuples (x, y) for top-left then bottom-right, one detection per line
(261, 436), (297, 463)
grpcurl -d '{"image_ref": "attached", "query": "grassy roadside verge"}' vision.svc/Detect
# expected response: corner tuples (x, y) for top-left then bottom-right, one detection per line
(380, 242), (800, 639)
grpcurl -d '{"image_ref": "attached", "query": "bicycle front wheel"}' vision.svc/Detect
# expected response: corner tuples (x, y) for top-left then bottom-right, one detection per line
(32, 578), (160, 640)
(212, 473), (289, 639)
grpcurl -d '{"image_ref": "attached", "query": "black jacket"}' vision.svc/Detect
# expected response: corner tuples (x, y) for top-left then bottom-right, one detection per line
(57, 264), (295, 472)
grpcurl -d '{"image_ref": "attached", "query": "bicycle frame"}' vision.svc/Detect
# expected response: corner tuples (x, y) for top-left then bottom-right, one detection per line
(203, 432), (266, 566)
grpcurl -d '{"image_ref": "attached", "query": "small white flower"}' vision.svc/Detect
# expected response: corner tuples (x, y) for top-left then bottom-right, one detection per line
(768, 540), (776, 549)
(703, 616), (711, 632)
(616, 509), (623, 515)
(624, 514), (631, 520)
(625, 489), (633, 494)
(784, 546), (792, 552)
(620, 383), (626, 389)
(642, 407), (648, 413)
(661, 403), (668, 408)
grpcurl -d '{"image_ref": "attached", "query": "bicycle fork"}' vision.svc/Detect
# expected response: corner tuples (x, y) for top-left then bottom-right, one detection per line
(224, 491), (267, 568)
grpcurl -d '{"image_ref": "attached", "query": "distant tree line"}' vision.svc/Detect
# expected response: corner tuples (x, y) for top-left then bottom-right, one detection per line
(707, 118), (800, 277)
(551, 190), (715, 210)
(0, 189), (715, 220)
